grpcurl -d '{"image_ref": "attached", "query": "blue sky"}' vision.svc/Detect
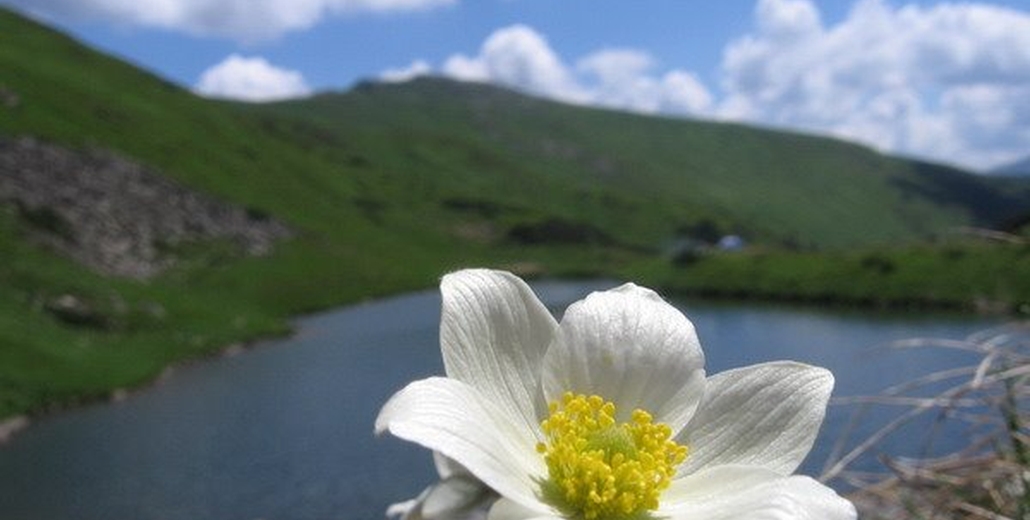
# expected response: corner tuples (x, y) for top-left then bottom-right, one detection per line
(4, 0), (1030, 172)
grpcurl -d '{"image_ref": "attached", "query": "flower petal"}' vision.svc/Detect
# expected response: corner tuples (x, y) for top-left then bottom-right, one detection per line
(376, 377), (546, 510)
(387, 490), (430, 520)
(433, 451), (471, 480)
(388, 475), (495, 520)
(676, 362), (833, 475)
(422, 476), (496, 520)
(488, 498), (563, 520)
(541, 283), (705, 432)
(441, 269), (559, 434)
(661, 466), (856, 519)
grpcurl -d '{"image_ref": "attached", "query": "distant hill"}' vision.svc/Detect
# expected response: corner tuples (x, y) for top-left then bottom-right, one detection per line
(1, 5), (1029, 419)
(276, 78), (1030, 246)
(259, 77), (1030, 249)
(2, 5), (1026, 254)
(992, 155), (1030, 177)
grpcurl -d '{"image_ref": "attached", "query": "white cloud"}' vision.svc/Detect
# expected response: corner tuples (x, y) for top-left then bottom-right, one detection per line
(434, 25), (713, 115)
(393, 2), (1030, 171)
(577, 49), (659, 110)
(577, 49), (713, 114)
(577, 49), (654, 85)
(6, 0), (455, 42)
(379, 60), (432, 83)
(442, 24), (589, 105)
(659, 71), (714, 114)
(195, 54), (311, 102)
(716, 0), (1030, 170)
(755, 0), (822, 40)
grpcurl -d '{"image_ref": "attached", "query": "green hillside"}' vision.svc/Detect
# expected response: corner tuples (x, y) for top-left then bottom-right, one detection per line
(2, 7), (1024, 253)
(256, 78), (1027, 249)
(0, 6), (1028, 420)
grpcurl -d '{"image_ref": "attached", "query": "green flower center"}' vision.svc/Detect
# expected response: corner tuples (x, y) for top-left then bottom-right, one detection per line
(536, 393), (688, 520)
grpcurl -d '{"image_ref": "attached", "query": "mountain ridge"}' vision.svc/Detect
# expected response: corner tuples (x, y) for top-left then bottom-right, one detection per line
(992, 155), (1030, 177)
(3, 4), (1026, 254)
(255, 75), (1027, 247)
(1, 4), (1029, 421)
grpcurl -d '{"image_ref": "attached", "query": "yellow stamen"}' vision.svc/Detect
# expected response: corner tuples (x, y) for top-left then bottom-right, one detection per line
(537, 392), (688, 520)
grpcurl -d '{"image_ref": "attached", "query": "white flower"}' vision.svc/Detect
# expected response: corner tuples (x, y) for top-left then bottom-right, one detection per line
(377, 269), (856, 520)
(386, 452), (495, 520)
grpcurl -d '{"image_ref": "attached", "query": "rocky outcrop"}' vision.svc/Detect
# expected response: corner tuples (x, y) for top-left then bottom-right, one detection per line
(0, 415), (29, 445)
(0, 136), (292, 279)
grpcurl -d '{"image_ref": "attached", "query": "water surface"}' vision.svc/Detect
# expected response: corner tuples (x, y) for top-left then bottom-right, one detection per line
(0, 280), (1002, 519)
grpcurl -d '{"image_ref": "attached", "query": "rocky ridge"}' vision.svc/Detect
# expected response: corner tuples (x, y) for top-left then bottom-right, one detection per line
(0, 136), (292, 278)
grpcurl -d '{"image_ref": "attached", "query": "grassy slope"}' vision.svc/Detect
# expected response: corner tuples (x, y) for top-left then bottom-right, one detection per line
(3, 8), (1023, 253)
(0, 7), (1028, 419)
(258, 78), (1026, 249)
(0, 9), (457, 417)
(0, 8), (644, 418)
(634, 241), (1030, 311)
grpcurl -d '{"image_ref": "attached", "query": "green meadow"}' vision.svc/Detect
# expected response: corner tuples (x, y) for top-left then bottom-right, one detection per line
(635, 241), (1030, 312)
(1, 6), (1029, 419)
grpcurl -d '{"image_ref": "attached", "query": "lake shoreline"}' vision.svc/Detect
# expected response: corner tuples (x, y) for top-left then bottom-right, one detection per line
(1, 271), (1022, 446)
(0, 415), (28, 444)
(0, 280), (1007, 519)
(0, 338), (272, 447)
(658, 285), (1017, 315)
(635, 241), (1030, 318)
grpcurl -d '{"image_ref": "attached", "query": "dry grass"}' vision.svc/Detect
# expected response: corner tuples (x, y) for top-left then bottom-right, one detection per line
(821, 323), (1030, 519)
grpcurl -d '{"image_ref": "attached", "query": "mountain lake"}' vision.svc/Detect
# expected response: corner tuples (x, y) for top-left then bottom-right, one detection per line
(0, 279), (1009, 520)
